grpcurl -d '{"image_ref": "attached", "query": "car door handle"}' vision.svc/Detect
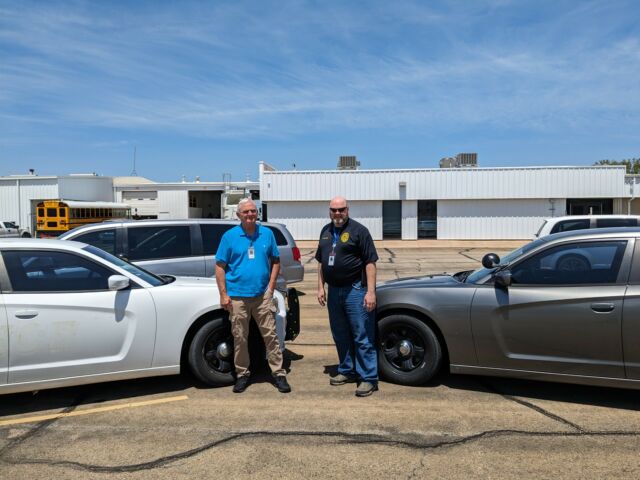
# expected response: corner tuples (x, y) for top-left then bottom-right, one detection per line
(15, 310), (39, 319)
(591, 303), (615, 313)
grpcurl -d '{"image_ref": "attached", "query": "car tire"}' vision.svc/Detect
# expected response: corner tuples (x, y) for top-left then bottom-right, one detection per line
(21, 232), (31, 238)
(557, 253), (590, 272)
(188, 317), (235, 386)
(378, 314), (442, 386)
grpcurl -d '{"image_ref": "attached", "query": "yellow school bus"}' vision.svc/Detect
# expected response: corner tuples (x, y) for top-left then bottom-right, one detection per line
(36, 200), (131, 237)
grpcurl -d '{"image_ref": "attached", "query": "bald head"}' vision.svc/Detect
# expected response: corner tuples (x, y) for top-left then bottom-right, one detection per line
(329, 196), (349, 227)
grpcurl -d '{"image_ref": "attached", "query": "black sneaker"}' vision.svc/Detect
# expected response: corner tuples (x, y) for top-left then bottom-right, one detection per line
(273, 375), (291, 393)
(233, 375), (250, 393)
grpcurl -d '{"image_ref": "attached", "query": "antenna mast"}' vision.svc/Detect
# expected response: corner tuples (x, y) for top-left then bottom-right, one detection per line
(131, 146), (138, 176)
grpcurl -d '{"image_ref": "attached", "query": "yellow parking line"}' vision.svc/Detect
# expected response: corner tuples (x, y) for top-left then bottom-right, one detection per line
(0, 395), (189, 427)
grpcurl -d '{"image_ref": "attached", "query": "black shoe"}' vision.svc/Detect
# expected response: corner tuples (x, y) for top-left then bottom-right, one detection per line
(233, 375), (250, 393)
(273, 375), (291, 393)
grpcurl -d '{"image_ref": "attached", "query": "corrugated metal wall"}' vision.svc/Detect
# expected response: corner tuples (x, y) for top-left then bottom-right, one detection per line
(267, 201), (382, 240)
(158, 190), (188, 219)
(437, 199), (559, 239)
(402, 200), (417, 240)
(0, 178), (59, 234)
(261, 167), (626, 201)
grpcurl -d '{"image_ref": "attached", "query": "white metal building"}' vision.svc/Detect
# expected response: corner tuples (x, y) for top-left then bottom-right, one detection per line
(259, 163), (636, 240)
(0, 174), (114, 235)
(113, 177), (260, 220)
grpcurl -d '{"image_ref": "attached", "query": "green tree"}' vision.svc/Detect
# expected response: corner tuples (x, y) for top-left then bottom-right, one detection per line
(594, 158), (640, 174)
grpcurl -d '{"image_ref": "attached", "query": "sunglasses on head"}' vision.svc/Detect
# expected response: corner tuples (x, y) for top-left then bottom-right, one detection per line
(330, 207), (347, 213)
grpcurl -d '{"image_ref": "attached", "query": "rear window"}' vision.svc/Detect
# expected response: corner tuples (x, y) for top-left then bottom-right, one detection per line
(550, 219), (591, 234)
(265, 226), (287, 246)
(596, 218), (638, 228)
(127, 226), (191, 260)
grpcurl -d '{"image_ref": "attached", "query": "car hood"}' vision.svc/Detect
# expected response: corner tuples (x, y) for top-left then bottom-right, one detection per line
(165, 276), (218, 288)
(378, 273), (460, 290)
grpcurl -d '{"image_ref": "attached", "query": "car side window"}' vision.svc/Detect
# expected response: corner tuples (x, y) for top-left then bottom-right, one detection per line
(596, 218), (637, 228)
(127, 226), (192, 261)
(200, 224), (234, 255)
(265, 226), (287, 246)
(510, 241), (627, 285)
(549, 219), (591, 234)
(73, 229), (117, 255)
(2, 250), (115, 292)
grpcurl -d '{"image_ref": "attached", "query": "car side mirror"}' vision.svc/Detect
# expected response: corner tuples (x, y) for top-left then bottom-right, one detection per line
(117, 253), (129, 262)
(494, 270), (512, 288)
(482, 253), (501, 269)
(108, 275), (130, 290)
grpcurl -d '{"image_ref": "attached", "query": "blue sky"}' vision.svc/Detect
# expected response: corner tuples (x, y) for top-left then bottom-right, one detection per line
(1, 0), (639, 182)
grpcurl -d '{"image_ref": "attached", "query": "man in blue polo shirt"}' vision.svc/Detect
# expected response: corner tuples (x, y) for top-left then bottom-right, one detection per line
(215, 198), (291, 393)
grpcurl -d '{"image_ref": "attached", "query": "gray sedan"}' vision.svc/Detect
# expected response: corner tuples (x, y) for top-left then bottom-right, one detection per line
(376, 227), (640, 389)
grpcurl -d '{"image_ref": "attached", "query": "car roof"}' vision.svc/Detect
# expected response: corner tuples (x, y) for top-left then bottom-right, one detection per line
(543, 215), (640, 222)
(544, 226), (640, 242)
(68, 219), (286, 229)
(0, 238), (88, 249)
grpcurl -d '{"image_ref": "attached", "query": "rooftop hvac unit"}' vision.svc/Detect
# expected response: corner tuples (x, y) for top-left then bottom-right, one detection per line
(337, 156), (360, 170)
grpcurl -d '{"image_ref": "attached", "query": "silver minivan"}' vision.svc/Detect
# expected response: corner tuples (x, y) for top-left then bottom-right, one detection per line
(59, 219), (303, 283)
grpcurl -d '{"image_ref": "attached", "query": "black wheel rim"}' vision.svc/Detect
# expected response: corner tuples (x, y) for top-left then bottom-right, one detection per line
(203, 328), (234, 373)
(380, 324), (427, 372)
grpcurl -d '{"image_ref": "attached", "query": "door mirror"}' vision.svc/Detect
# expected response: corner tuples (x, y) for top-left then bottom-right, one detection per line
(108, 275), (130, 291)
(482, 253), (501, 269)
(494, 270), (512, 288)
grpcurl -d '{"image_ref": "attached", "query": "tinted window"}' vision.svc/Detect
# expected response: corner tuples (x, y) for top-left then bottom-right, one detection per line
(74, 229), (117, 255)
(510, 241), (627, 285)
(596, 218), (637, 228)
(127, 226), (191, 260)
(265, 225), (287, 246)
(46, 208), (57, 217)
(200, 224), (234, 255)
(3, 250), (114, 292)
(550, 219), (591, 234)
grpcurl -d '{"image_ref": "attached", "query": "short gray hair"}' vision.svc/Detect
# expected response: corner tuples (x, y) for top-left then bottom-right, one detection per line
(237, 197), (256, 211)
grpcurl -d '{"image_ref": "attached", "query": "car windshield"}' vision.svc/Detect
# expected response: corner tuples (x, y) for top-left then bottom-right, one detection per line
(465, 238), (547, 284)
(83, 245), (166, 287)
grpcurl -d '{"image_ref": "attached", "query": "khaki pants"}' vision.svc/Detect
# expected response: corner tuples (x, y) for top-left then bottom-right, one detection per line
(230, 292), (285, 378)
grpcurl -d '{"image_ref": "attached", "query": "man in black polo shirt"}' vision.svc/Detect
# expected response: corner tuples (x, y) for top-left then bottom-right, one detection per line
(316, 196), (379, 397)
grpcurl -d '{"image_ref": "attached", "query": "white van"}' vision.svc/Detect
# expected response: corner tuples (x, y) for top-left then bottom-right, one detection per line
(535, 215), (640, 238)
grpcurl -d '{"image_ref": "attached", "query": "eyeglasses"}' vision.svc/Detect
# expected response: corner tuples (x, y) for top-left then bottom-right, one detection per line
(239, 209), (257, 214)
(330, 207), (347, 213)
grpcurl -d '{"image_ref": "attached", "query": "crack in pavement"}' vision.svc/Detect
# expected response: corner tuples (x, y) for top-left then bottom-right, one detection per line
(3, 428), (640, 473)
(478, 379), (585, 432)
(0, 393), (86, 458)
(384, 248), (396, 264)
(458, 248), (481, 263)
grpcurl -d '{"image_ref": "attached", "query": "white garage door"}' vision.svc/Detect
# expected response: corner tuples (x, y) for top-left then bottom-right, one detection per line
(121, 191), (159, 217)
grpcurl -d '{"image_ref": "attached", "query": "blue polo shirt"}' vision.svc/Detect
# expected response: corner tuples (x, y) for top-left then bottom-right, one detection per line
(215, 224), (280, 297)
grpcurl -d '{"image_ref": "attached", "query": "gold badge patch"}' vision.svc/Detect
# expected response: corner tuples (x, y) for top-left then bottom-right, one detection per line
(340, 232), (350, 243)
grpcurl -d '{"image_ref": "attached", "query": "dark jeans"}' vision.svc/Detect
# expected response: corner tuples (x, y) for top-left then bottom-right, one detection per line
(327, 281), (378, 383)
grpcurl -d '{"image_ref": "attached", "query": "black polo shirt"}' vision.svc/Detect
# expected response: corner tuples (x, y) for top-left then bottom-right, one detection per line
(315, 218), (378, 287)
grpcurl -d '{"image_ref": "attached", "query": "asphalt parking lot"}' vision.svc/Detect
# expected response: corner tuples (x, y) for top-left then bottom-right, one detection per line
(2, 244), (640, 479)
